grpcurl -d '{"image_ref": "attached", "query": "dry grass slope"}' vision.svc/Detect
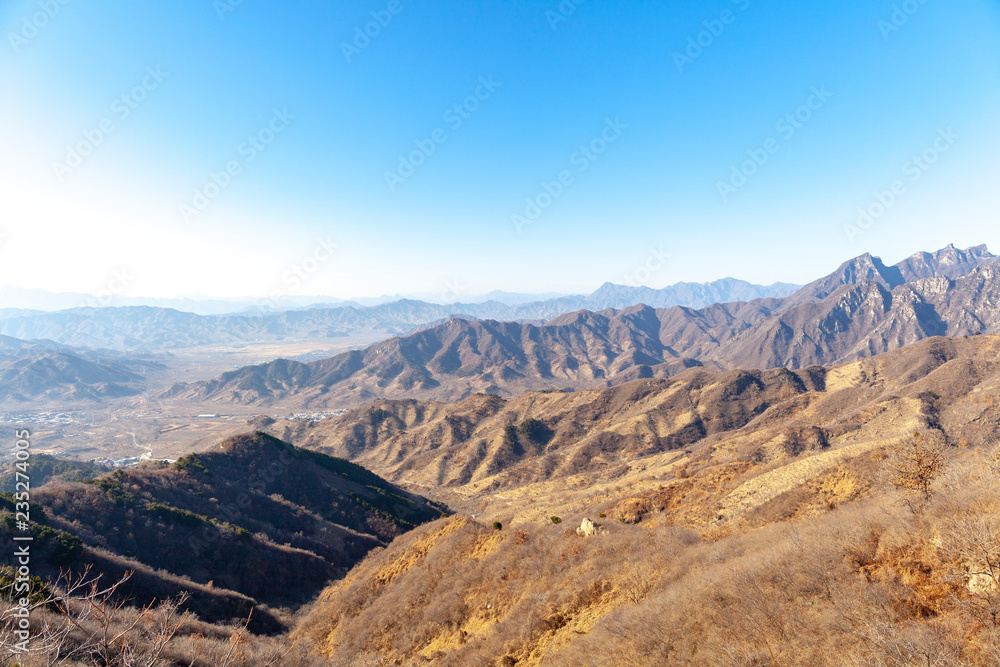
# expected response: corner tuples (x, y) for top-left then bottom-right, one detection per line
(287, 335), (1000, 665)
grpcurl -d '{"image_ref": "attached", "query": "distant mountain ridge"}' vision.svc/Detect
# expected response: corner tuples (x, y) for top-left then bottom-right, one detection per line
(785, 243), (995, 306)
(0, 279), (800, 352)
(0, 353), (142, 402)
(0, 336), (160, 403)
(0, 285), (361, 315)
(165, 244), (1000, 408)
(896, 243), (996, 281)
(588, 278), (800, 310)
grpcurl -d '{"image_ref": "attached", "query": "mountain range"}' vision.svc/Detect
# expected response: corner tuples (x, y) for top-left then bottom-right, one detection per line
(166, 244), (999, 409)
(276, 330), (998, 491)
(0, 285), (574, 313)
(7, 253), (1000, 664)
(0, 278), (800, 352)
(289, 333), (1000, 665)
(0, 243), (992, 407)
(0, 335), (160, 403)
(8, 331), (1000, 664)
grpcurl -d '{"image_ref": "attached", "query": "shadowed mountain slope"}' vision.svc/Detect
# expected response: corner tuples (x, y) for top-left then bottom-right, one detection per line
(3, 432), (441, 631)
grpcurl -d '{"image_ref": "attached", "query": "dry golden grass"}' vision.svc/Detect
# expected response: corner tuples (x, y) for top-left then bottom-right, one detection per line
(16, 336), (1000, 665)
(289, 445), (1000, 666)
(370, 516), (469, 587)
(285, 338), (1000, 663)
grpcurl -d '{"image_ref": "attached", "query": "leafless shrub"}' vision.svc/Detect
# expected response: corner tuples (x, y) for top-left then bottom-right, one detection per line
(989, 447), (1000, 477)
(884, 433), (945, 501)
(1, 567), (185, 666)
(0, 566), (322, 667)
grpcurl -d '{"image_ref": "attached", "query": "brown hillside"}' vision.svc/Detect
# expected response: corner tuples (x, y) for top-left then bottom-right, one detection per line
(6, 432), (441, 631)
(264, 336), (1000, 514)
(290, 335), (1000, 665)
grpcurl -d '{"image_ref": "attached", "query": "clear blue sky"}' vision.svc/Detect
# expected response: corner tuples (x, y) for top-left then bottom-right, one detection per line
(1, 0), (998, 301)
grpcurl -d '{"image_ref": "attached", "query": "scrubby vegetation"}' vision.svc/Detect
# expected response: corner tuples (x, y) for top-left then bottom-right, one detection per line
(10, 336), (1000, 664)
(173, 453), (210, 476)
(0, 430), (441, 665)
(0, 454), (108, 492)
(367, 407), (390, 426)
(1, 568), (325, 666)
(517, 418), (553, 446)
(1, 432), (441, 635)
(293, 445), (1000, 665)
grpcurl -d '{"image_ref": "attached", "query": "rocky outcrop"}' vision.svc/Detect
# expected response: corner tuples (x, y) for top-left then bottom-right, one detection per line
(577, 518), (599, 537)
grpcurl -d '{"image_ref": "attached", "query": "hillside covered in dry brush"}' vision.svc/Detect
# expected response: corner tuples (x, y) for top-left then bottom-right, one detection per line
(295, 446), (1000, 665)
(284, 335), (1000, 665)
(8, 335), (1000, 665)
(1, 432), (441, 639)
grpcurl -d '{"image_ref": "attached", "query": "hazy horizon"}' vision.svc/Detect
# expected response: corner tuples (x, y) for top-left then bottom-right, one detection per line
(0, 242), (985, 307)
(0, 272), (801, 310)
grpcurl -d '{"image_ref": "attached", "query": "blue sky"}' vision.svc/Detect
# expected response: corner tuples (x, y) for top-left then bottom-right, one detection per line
(1, 0), (998, 301)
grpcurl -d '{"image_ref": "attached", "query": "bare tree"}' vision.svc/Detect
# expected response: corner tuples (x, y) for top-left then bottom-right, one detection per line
(885, 433), (945, 501)
(939, 513), (1000, 627)
(1, 567), (188, 667)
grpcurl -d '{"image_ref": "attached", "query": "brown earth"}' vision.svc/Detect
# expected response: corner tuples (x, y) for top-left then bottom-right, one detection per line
(287, 335), (1000, 665)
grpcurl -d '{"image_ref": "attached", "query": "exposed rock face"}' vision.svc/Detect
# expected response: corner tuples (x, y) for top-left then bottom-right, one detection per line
(712, 263), (1000, 369)
(577, 518), (598, 537)
(895, 243), (996, 282)
(783, 253), (904, 307)
(169, 244), (1000, 409)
